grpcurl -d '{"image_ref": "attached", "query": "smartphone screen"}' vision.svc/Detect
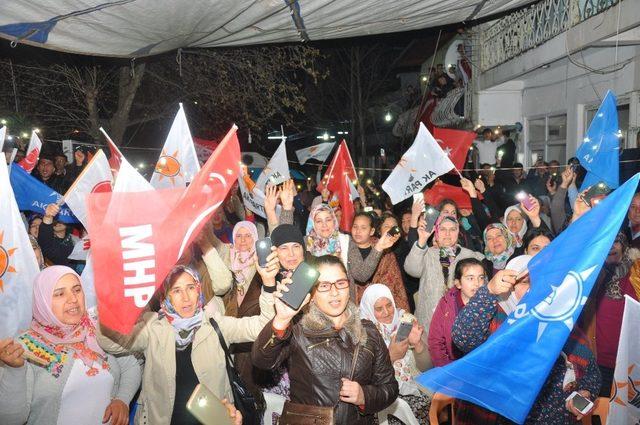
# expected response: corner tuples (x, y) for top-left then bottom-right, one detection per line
(583, 182), (611, 206)
(395, 321), (413, 342)
(255, 237), (272, 268)
(516, 191), (535, 211)
(280, 263), (320, 310)
(569, 392), (591, 413)
(424, 207), (439, 233)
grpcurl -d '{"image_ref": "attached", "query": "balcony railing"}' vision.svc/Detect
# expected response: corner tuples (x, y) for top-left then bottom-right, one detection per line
(479, 0), (619, 71)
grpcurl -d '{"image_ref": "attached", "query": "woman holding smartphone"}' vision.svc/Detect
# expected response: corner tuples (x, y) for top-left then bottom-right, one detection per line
(404, 215), (484, 331)
(252, 255), (398, 424)
(0, 266), (141, 425)
(359, 284), (432, 423)
(97, 264), (278, 425)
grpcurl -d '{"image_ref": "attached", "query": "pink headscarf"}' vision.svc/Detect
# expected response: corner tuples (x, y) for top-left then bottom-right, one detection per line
(230, 221), (259, 286)
(31, 266), (107, 370)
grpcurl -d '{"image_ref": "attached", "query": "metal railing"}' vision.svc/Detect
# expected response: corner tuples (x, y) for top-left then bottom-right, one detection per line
(479, 0), (619, 71)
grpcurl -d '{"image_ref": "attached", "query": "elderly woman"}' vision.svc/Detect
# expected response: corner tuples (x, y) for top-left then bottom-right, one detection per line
(360, 284), (432, 424)
(483, 223), (516, 275)
(404, 215), (484, 330)
(252, 255), (398, 424)
(503, 196), (552, 253)
(0, 266), (141, 425)
(97, 264), (277, 424)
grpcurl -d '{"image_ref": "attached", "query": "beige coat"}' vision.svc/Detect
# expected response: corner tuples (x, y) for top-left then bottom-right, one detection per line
(97, 290), (275, 425)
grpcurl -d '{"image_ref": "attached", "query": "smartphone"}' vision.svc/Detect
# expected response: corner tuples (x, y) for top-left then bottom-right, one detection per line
(412, 193), (423, 203)
(565, 391), (594, 415)
(388, 226), (401, 237)
(515, 191), (535, 211)
(424, 206), (439, 233)
(186, 384), (234, 425)
(582, 181), (612, 207)
(395, 320), (413, 342)
(280, 262), (320, 310)
(255, 237), (272, 268)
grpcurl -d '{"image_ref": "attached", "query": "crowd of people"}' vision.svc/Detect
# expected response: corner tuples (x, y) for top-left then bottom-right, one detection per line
(1, 135), (639, 425)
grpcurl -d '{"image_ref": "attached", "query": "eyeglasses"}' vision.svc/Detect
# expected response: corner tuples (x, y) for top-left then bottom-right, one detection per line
(315, 279), (350, 292)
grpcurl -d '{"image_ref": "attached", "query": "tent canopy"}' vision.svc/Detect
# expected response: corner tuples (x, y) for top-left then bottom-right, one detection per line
(1, 0), (530, 57)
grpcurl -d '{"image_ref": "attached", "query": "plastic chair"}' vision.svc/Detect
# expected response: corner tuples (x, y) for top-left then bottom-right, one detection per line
(429, 392), (455, 425)
(581, 397), (610, 425)
(377, 397), (420, 425)
(262, 392), (286, 425)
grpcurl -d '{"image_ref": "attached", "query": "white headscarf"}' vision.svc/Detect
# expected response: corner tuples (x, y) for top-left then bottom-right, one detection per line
(359, 284), (420, 396)
(503, 204), (528, 248)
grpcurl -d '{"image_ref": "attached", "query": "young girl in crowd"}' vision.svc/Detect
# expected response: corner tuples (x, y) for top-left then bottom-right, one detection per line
(360, 284), (432, 423)
(0, 266), (141, 425)
(252, 255), (398, 424)
(428, 258), (487, 366)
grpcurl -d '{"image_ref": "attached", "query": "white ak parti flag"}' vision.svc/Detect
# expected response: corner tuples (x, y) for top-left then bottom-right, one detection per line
(296, 142), (335, 165)
(255, 140), (290, 191)
(607, 295), (640, 424)
(150, 103), (200, 189)
(0, 154), (40, 338)
(239, 171), (281, 219)
(382, 122), (455, 204)
(63, 149), (113, 228)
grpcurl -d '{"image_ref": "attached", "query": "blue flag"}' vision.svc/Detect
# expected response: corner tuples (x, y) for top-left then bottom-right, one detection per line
(9, 163), (78, 224)
(415, 173), (639, 424)
(577, 90), (620, 190)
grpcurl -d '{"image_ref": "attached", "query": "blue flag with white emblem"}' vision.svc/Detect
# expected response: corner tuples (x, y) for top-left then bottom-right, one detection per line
(577, 90), (620, 190)
(415, 173), (639, 424)
(9, 163), (78, 224)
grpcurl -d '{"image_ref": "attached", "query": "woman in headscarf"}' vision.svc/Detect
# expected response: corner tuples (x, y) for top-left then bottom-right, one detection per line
(503, 196), (552, 254)
(581, 232), (640, 397)
(97, 264), (278, 425)
(404, 215), (484, 331)
(483, 223), (516, 275)
(0, 266), (141, 425)
(360, 284), (432, 424)
(305, 203), (350, 261)
(306, 204), (398, 300)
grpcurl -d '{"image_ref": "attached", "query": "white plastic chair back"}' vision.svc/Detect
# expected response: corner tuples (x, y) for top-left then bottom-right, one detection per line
(377, 397), (420, 425)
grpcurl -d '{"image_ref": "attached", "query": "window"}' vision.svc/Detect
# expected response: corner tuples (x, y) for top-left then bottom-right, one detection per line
(527, 114), (567, 164)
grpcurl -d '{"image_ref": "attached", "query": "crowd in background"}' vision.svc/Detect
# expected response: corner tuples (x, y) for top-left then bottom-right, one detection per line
(2, 131), (640, 425)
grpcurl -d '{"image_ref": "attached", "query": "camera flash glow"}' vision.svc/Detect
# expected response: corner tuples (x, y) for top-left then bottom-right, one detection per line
(197, 397), (207, 407)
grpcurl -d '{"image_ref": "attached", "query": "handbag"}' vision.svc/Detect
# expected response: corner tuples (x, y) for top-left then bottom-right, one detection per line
(280, 343), (361, 425)
(209, 318), (260, 425)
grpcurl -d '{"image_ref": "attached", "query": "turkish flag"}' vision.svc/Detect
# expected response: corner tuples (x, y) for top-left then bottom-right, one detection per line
(18, 131), (42, 174)
(433, 127), (475, 170)
(87, 125), (241, 334)
(100, 128), (123, 174)
(423, 181), (481, 210)
(317, 140), (357, 232)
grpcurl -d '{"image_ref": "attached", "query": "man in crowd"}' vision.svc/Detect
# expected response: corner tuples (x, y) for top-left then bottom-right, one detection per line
(473, 128), (499, 167)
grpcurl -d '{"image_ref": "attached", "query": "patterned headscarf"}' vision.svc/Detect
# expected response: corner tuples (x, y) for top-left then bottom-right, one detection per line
(159, 266), (205, 351)
(605, 232), (633, 299)
(483, 223), (515, 270)
(229, 221), (258, 290)
(503, 205), (528, 248)
(27, 266), (108, 376)
(305, 204), (342, 257)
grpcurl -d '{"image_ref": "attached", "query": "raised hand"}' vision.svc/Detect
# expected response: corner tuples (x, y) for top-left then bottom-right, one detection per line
(264, 184), (280, 215)
(460, 177), (477, 198)
(0, 338), (25, 368)
(487, 269), (517, 297)
(375, 231), (401, 251)
(280, 179), (297, 210)
(255, 248), (279, 287)
(272, 278), (310, 329)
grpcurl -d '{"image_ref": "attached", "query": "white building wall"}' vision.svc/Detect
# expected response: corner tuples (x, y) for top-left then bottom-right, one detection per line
(520, 45), (640, 164)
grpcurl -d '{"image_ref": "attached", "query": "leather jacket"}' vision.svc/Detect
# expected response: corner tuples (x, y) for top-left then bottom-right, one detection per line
(252, 302), (398, 424)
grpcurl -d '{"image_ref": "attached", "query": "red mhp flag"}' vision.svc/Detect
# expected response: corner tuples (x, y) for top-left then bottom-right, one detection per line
(87, 125), (241, 334)
(317, 140), (357, 232)
(18, 131), (42, 173)
(423, 181), (481, 210)
(433, 127), (475, 170)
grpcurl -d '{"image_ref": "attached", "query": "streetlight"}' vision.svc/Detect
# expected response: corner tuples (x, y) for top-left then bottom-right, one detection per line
(34, 128), (40, 133)
(21, 132), (28, 138)
(384, 112), (392, 122)
(0, 119), (6, 125)
(322, 132), (329, 141)
(138, 162), (146, 169)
